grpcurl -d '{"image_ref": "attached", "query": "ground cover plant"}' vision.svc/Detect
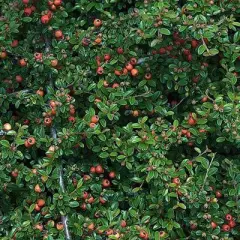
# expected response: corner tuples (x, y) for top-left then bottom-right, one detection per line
(0, 0), (240, 239)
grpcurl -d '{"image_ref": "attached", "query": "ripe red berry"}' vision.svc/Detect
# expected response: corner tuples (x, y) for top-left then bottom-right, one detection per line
(104, 54), (111, 61)
(95, 165), (104, 174)
(121, 220), (127, 228)
(211, 222), (217, 229)
(91, 115), (99, 124)
(188, 116), (196, 126)
(54, 0), (62, 6)
(222, 224), (230, 232)
(117, 47), (124, 54)
(139, 230), (148, 239)
(172, 177), (180, 185)
(97, 67), (104, 75)
(68, 116), (75, 123)
(159, 48), (166, 54)
(109, 171), (116, 179)
(93, 19), (102, 27)
(90, 166), (96, 174)
(54, 30), (63, 39)
(11, 40), (19, 47)
(215, 191), (222, 198)
(11, 169), (18, 178)
(130, 58), (137, 65)
(41, 15), (50, 24)
(99, 197), (106, 204)
(83, 191), (88, 199)
(187, 54), (192, 62)
(102, 179), (111, 188)
(166, 45), (173, 51)
(16, 75), (23, 83)
(183, 49), (191, 56)
(228, 220), (236, 228)
(191, 39), (198, 48)
(225, 214), (233, 221)
(190, 223), (197, 230)
(24, 8), (32, 16)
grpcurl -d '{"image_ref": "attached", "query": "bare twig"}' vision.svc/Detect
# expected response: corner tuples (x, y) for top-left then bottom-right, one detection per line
(8, 89), (31, 96)
(111, 91), (151, 104)
(172, 97), (186, 110)
(201, 35), (210, 53)
(203, 89), (215, 102)
(200, 152), (216, 192)
(45, 37), (72, 240)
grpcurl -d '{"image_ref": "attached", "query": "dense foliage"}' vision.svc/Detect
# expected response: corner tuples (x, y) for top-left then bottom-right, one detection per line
(0, 0), (240, 239)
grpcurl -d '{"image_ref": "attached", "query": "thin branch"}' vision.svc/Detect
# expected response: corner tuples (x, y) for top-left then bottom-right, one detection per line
(201, 35), (210, 53)
(200, 152), (216, 192)
(172, 97), (186, 110)
(111, 91), (152, 104)
(8, 89), (31, 96)
(204, 89), (215, 103)
(45, 37), (72, 240)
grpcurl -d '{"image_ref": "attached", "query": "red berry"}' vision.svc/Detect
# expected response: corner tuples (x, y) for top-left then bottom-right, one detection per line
(228, 220), (236, 228)
(211, 222), (217, 229)
(95, 165), (104, 174)
(166, 45), (173, 51)
(104, 54), (111, 61)
(41, 15), (50, 24)
(102, 179), (111, 188)
(187, 54), (192, 62)
(225, 214), (233, 221)
(191, 39), (198, 48)
(188, 114), (196, 126)
(90, 166), (96, 174)
(117, 47), (124, 54)
(183, 49), (191, 56)
(121, 220), (127, 228)
(109, 171), (116, 179)
(159, 48), (166, 54)
(215, 191), (222, 198)
(24, 7), (32, 16)
(97, 67), (104, 75)
(190, 223), (197, 230)
(172, 177), (180, 185)
(222, 224), (230, 232)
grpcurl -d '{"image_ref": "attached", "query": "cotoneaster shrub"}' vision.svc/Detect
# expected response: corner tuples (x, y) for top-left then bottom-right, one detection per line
(0, 0), (240, 239)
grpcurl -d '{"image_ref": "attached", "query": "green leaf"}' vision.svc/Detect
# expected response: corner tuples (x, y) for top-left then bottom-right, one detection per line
(216, 137), (225, 143)
(99, 152), (109, 158)
(226, 201), (236, 207)
(150, 39), (161, 47)
(198, 45), (206, 55)
(178, 203), (186, 209)
(22, 17), (32, 22)
(69, 201), (79, 208)
(0, 140), (10, 148)
(159, 28), (171, 35)
(130, 136), (141, 143)
(173, 120), (179, 127)
(6, 130), (16, 136)
(196, 156), (209, 169)
(203, 48), (219, 56)
(233, 22), (240, 26)
(129, 97), (136, 105)
(129, 209), (138, 218)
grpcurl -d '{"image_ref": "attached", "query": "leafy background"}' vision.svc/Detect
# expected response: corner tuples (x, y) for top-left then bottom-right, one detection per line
(0, 0), (239, 239)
